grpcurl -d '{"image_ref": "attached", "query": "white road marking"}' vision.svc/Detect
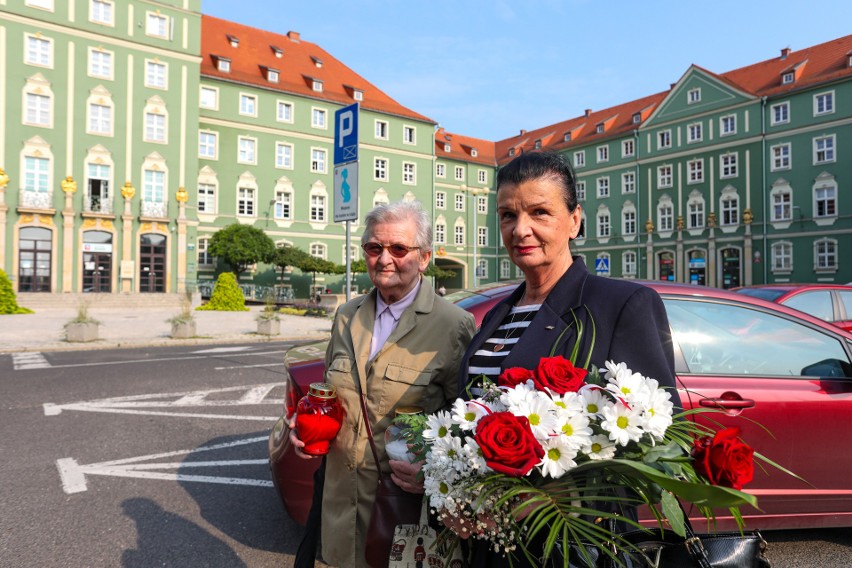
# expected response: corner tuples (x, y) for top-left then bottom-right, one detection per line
(57, 436), (272, 494)
(191, 346), (255, 354)
(12, 352), (51, 370)
(30, 349), (288, 370)
(214, 362), (285, 370)
(44, 383), (284, 421)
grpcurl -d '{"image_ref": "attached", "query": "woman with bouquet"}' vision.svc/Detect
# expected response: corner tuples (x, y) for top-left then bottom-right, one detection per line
(456, 150), (682, 566)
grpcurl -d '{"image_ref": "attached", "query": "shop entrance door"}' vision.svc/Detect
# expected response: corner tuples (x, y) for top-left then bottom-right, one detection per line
(83, 253), (112, 292)
(18, 227), (52, 292)
(140, 234), (166, 293)
(721, 248), (741, 289)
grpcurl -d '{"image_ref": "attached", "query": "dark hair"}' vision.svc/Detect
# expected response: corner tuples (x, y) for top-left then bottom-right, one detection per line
(496, 150), (579, 213)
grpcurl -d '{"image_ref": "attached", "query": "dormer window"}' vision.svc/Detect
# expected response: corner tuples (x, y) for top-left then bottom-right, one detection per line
(227, 34), (239, 48)
(596, 123), (604, 134)
(688, 88), (701, 104)
(471, 149), (478, 157)
(311, 56), (323, 68)
(271, 45), (283, 58)
(508, 148), (515, 157)
(632, 113), (641, 124)
(534, 139), (542, 149)
(312, 79), (323, 92)
(353, 89), (363, 101)
(444, 144), (451, 152)
(563, 132), (571, 142)
(265, 67), (279, 83)
(848, 53), (852, 67)
(214, 56), (231, 72)
(782, 72), (794, 84)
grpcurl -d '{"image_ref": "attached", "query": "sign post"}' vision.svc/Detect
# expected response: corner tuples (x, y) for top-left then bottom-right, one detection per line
(334, 103), (359, 301)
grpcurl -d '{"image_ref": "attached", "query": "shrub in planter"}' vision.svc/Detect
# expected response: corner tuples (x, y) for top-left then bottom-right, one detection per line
(168, 295), (197, 339)
(256, 295), (281, 336)
(196, 272), (249, 312)
(0, 269), (33, 314)
(65, 302), (100, 342)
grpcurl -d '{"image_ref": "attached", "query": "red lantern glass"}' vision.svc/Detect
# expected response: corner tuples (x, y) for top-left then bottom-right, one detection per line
(295, 382), (344, 455)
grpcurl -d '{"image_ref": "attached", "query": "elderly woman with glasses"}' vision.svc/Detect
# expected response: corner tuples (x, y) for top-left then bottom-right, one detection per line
(290, 200), (475, 568)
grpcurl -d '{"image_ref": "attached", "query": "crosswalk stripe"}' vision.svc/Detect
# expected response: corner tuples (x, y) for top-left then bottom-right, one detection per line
(12, 352), (51, 370)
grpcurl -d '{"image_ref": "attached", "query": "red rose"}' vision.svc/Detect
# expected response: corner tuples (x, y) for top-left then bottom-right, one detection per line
(474, 412), (544, 477)
(498, 367), (534, 389)
(533, 356), (588, 395)
(692, 427), (754, 490)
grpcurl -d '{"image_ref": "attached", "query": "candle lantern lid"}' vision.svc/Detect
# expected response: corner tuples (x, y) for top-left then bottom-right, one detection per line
(394, 406), (423, 417)
(308, 382), (337, 399)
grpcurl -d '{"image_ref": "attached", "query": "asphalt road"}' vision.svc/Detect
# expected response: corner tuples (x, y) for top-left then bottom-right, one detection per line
(1, 342), (849, 567)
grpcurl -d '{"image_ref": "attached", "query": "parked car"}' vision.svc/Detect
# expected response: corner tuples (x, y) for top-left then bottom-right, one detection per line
(269, 281), (852, 531)
(733, 284), (852, 332)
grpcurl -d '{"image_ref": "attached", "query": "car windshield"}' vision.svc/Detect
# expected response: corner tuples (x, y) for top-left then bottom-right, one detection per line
(734, 288), (787, 302)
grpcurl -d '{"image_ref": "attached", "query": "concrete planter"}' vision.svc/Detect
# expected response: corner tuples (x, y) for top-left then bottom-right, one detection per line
(257, 319), (280, 336)
(171, 321), (196, 339)
(66, 322), (99, 343)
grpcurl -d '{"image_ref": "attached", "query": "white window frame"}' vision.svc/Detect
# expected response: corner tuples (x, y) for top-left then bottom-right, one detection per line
(687, 122), (703, 143)
(477, 226), (487, 247)
(88, 101), (113, 136)
(374, 120), (388, 139)
(771, 143), (791, 171)
(25, 92), (52, 127)
(143, 111), (166, 143)
(658, 130), (672, 149)
(403, 125), (416, 145)
(478, 169), (487, 184)
(688, 159), (704, 184)
(402, 162), (416, 185)
(621, 172), (635, 194)
(197, 183), (216, 214)
(90, 0), (114, 26)
(25, 0), (54, 10)
(658, 199), (674, 233)
(89, 48), (114, 80)
(720, 114), (736, 136)
(23, 155), (50, 193)
(435, 222), (446, 244)
(146, 12), (169, 39)
(436, 163), (446, 178)
(311, 107), (327, 129)
(277, 100), (293, 123)
(596, 177), (610, 198)
(309, 243), (327, 260)
(597, 210), (611, 238)
(454, 166), (465, 181)
(435, 191), (446, 209)
(453, 223), (465, 246)
(720, 189), (739, 226)
(477, 195), (487, 214)
(573, 151), (586, 168)
(814, 91), (834, 116)
(813, 135), (835, 164)
(688, 88), (701, 104)
(237, 186), (256, 217)
(237, 136), (257, 164)
(813, 180), (837, 219)
(771, 102), (789, 125)
(597, 145), (609, 163)
(310, 192), (327, 223)
(721, 152), (738, 178)
(275, 142), (293, 169)
(814, 239), (837, 271)
(622, 206), (637, 236)
(622, 251), (637, 276)
(145, 60), (167, 90)
(239, 93), (257, 117)
(657, 165), (672, 188)
(771, 241), (793, 272)
(25, 34), (53, 68)
(374, 157), (388, 181)
(770, 185), (792, 222)
(622, 139), (635, 157)
(310, 148), (327, 174)
(199, 86), (218, 110)
(687, 194), (705, 229)
(500, 259), (511, 279)
(454, 193), (464, 212)
(274, 189), (293, 220)
(576, 180), (586, 201)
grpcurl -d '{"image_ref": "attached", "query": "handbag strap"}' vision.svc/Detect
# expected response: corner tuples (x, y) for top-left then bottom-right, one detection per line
(677, 500), (712, 568)
(359, 392), (386, 483)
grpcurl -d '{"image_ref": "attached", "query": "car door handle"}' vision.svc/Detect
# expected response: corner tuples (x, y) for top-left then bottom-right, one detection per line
(699, 395), (756, 410)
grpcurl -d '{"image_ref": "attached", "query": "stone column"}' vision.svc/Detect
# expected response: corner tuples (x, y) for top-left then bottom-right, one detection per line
(60, 176), (77, 292)
(706, 212), (717, 288)
(742, 209), (754, 286)
(0, 167), (9, 270)
(175, 186), (188, 294)
(644, 218), (655, 279)
(120, 181), (135, 293)
(675, 216), (685, 284)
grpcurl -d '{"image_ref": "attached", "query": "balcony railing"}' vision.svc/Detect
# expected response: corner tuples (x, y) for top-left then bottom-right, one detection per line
(85, 195), (113, 214)
(141, 200), (167, 218)
(19, 189), (54, 209)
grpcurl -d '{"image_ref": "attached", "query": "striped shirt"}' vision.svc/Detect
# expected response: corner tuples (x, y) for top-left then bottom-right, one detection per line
(467, 304), (540, 386)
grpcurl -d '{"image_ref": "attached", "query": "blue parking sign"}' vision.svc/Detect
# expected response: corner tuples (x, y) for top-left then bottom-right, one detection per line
(334, 103), (359, 165)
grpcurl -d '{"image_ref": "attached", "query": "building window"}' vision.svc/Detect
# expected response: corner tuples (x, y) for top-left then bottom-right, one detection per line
(477, 227), (487, 247)
(143, 169), (165, 205)
(88, 103), (112, 135)
(373, 189), (389, 208)
(658, 201), (674, 232)
(621, 172), (635, 194)
(455, 193), (464, 211)
(688, 88), (701, 104)
(275, 190), (292, 220)
(657, 165), (672, 188)
(24, 156), (50, 193)
(477, 196), (487, 214)
(26, 35), (52, 67)
(814, 92), (834, 116)
(500, 259), (511, 279)
(374, 158), (388, 181)
(454, 224), (464, 245)
(266, 69), (279, 83)
(476, 259), (488, 279)
(238, 137), (256, 164)
(814, 184), (837, 218)
(310, 243), (327, 259)
(720, 191), (739, 226)
(720, 115), (736, 136)
(597, 211), (611, 238)
(277, 101), (293, 122)
(478, 170), (487, 184)
(144, 112), (166, 142)
(145, 60), (167, 89)
(771, 102), (789, 125)
(311, 108), (327, 129)
(197, 183), (215, 213)
(597, 177), (610, 198)
(89, 48), (113, 79)
(658, 130), (671, 149)
(782, 72), (794, 85)
(26, 0), (54, 10)
(312, 80), (323, 92)
(375, 120), (388, 139)
(436, 163), (445, 178)
(688, 123), (703, 143)
(687, 195), (705, 229)
(146, 12), (169, 38)
(435, 222), (446, 244)
(199, 131), (217, 159)
(237, 187), (256, 216)
(310, 194), (326, 222)
(815, 239), (837, 270)
(85, 163), (110, 213)
(576, 180), (586, 201)
(597, 145), (609, 163)
(311, 148), (327, 173)
(275, 142), (293, 169)
(813, 135), (835, 164)
(573, 151), (585, 168)
(454, 166), (464, 181)
(771, 143), (791, 170)
(25, 92), (51, 127)
(436, 191), (445, 209)
(771, 186), (792, 222)
(200, 86), (217, 109)
(197, 237), (212, 266)
(216, 57), (230, 72)
(688, 159), (704, 184)
(622, 139), (634, 157)
(89, 0), (113, 26)
(239, 94), (257, 116)
(403, 126), (416, 144)
(623, 251), (637, 276)
(771, 242), (792, 272)
(622, 208), (636, 236)
(721, 153), (738, 178)
(402, 162), (416, 185)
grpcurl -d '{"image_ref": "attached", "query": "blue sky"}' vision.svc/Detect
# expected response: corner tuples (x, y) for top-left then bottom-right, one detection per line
(202, 0), (852, 142)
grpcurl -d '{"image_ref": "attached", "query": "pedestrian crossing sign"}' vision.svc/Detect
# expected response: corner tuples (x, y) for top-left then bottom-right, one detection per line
(595, 258), (610, 273)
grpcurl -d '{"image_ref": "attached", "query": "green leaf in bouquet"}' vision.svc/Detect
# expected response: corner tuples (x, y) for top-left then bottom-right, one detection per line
(661, 490), (685, 536)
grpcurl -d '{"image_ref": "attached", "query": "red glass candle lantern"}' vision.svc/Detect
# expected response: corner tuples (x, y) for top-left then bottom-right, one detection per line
(295, 382), (344, 455)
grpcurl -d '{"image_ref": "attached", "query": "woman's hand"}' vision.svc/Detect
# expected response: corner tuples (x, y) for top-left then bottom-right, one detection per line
(287, 416), (320, 460)
(388, 459), (424, 494)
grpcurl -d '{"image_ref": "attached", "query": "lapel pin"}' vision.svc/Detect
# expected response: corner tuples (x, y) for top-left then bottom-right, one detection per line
(545, 325), (555, 330)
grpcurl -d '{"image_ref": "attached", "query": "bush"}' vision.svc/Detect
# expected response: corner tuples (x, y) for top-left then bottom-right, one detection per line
(278, 307), (307, 316)
(0, 269), (33, 314)
(195, 272), (249, 311)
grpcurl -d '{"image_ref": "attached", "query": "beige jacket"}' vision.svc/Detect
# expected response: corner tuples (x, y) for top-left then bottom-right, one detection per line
(321, 281), (475, 567)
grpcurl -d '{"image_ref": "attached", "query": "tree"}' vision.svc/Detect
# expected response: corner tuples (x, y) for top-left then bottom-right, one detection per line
(268, 244), (314, 282)
(196, 272), (249, 311)
(425, 263), (456, 280)
(208, 223), (275, 279)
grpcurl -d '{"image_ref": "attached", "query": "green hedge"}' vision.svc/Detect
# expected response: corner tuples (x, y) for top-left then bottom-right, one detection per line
(0, 269), (33, 314)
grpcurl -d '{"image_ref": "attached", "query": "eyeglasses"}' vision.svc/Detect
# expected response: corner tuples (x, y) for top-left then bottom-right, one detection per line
(361, 242), (420, 258)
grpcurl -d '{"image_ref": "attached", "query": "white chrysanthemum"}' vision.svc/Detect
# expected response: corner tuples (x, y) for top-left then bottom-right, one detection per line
(505, 391), (559, 440)
(582, 434), (618, 460)
(600, 401), (645, 446)
(604, 360), (632, 382)
(554, 407), (593, 450)
(605, 370), (651, 405)
(498, 381), (537, 409)
(451, 398), (489, 431)
(538, 436), (579, 478)
(429, 434), (467, 470)
(578, 386), (609, 417)
(461, 438), (489, 472)
(552, 390), (584, 414)
(642, 387), (674, 440)
(421, 409), (455, 441)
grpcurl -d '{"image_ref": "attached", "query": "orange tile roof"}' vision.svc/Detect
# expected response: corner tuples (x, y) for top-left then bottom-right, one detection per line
(434, 128), (497, 166)
(200, 15), (435, 124)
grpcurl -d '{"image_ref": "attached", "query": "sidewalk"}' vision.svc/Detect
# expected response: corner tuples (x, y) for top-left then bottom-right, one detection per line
(0, 305), (332, 353)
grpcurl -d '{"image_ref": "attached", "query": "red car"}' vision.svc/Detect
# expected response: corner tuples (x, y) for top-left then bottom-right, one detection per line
(268, 281), (852, 531)
(733, 284), (852, 333)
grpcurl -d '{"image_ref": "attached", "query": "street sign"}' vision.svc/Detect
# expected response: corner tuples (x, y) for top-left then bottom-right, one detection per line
(334, 162), (359, 222)
(595, 257), (610, 273)
(334, 103), (359, 166)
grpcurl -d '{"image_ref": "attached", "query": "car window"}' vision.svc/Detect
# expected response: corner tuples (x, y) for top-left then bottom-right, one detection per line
(783, 291), (833, 321)
(664, 298), (852, 377)
(838, 290), (852, 319)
